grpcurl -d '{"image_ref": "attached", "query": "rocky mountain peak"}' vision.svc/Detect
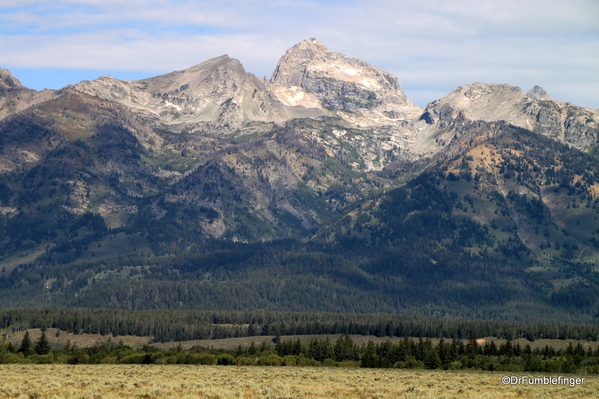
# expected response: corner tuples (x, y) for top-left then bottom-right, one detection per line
(296, 37), (327, 49)
(73, 54), (298, 131)
(415, 82), (599, 156)
(423, 82), (548, 127)
(136, 54), (242, 94)
(271, 38), (409, 100)
(526, 85), (552, 101)
(0, 68), (24, 91)
(0, 68), (59, 122)
(286, 38), (329, 57)
(270, 39), (330, 87)
(271, 38), (420, 122)
(68, 38), (426, 143)
(446, 82), (525, 103)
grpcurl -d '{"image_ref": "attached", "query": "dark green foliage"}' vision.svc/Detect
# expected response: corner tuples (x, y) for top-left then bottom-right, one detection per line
(3, 308), (599, 344)
(551, 282), (599, 310)
(18, 331), (32, 357)
(334, 334), (359, 361)
(7, 333), (593, 373)
(34, 330), (50, 355)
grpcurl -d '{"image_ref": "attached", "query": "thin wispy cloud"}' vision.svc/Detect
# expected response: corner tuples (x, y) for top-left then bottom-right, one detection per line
(1, 0), (597, 108)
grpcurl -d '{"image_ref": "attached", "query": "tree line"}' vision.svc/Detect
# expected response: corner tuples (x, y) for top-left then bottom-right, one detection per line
(3, 332), (599, 374)
(2, 308), (599, 343)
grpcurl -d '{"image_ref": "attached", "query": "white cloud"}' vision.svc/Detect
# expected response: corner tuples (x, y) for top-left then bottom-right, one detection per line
(1, 0), (597, 108)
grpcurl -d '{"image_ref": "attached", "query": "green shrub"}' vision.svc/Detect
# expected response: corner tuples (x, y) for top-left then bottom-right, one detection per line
(0, 352), (26, 364)
(67, 352), (90, 364)
(217, 354), (235, 365)
(198, 354), (216, 365)
(235, 356), (255, 366)
(100, 356), (118, 364)
(281, 355), (296, 366)
(338, 360), (360, 368)
(294, 354), (320, 367)
(27, 353), (54, 364)
(119, 354), (146, 364)
(257, 354), (283, 366)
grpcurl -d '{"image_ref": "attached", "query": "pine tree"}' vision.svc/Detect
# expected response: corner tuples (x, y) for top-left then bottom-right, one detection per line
(292, 338), (303, 356)
(466, 335), (480, 357)
(34, 330), (50, 355)
(334, 335), (357, 361)
(18, 331), (32, 357)
(425, 348), (442, 369)
(248, 341), (257, 356)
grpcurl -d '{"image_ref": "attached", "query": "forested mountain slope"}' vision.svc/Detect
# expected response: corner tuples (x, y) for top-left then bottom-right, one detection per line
(1, 39), (599, 322)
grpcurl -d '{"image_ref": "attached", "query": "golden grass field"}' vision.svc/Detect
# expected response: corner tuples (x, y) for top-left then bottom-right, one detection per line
(0, 365), (597, 399)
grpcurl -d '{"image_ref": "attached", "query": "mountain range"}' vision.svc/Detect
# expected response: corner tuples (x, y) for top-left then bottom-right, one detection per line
(1, 39), (599, 322)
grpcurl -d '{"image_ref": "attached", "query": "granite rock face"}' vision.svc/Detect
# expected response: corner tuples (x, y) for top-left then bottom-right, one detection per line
(270, 38), (424, 166)
(74, 55), (322, 134)
(0, 69), (23, 91)
(271, 39), (418, 116)
(414, 82), (599, 156)
(0, 68), (58, 122)
(73, 39), (422, 150)
(270, 38), (423, 131)
(526, 85), (552, 101)
(72, 39), (426, 169)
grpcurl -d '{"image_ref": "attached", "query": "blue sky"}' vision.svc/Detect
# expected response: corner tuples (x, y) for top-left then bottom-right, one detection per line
(1, 0), (598, 108)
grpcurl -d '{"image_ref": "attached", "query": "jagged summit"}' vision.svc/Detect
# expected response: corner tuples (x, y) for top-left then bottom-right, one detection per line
(526, 85), (551, 101)
(422, 82), (528, 122)
(136, 54), (241, 94)
(414, 82), (599, 156)
(270, 38), (417, 115)
(0, 68), (23, 91)
(0, 68), (59, 121)
(296, 37), (327, 49)
(74, 54), (297, 129)
(284, 37), (328, 55)
(270, 38), (330, 87)
(70, 39), (423, 142)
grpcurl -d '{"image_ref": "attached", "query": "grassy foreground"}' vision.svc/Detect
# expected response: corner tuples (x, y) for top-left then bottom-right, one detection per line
(0, 365), (597, 399)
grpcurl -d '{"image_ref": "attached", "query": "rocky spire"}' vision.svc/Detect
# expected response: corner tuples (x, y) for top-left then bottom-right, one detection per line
(270, 38), (330, 87)
(0, 68), (24, 91)
(270, 38), (417, 114)
(526, 85), (552, 101)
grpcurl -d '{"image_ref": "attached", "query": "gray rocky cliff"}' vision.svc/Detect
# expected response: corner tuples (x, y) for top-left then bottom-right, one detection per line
(413, 82), (599, 156)
(270, 39), (424, 167)
(73, 55), (324, 135)
(270, 38), (420, 118)
(1, 39), (599, 248)
(71, 39), (426, 170)
(0, 69), (58, 122)
(526, 85), (551, 101)
(0, 68), (23, 91)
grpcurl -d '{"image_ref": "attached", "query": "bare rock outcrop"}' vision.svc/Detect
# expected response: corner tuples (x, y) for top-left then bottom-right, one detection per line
(270, 39), (424, 166)
(526, 85), (551, 101)
(0, 68), (23, 91)
(271, 38), (421, 120)
(74, 55), (324, 134)
(72, 39), (425, 169)
(0, 69), (58, 122)
(414, 82), (599, 156)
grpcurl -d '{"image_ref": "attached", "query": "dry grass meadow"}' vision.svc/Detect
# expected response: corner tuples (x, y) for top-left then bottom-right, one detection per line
(1, 365), (597, 399)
